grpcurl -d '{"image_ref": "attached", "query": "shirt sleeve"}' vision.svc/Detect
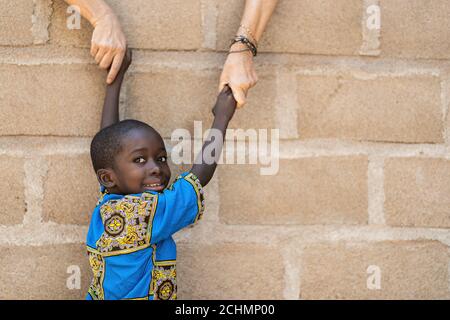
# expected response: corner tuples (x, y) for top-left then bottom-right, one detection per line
(149, 172), (205, 244)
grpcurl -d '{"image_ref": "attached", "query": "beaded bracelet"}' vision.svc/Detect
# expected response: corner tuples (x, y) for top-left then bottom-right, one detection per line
(238, 24), (258, 46)
(230, 35), (258, 57)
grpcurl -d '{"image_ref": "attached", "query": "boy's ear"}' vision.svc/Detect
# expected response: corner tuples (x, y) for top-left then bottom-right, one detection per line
(96, 168), (116, 189)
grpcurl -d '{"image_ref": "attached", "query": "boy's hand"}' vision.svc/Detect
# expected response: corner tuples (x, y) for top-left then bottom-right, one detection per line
(111, 48), (132, 84)
(212, 85), (237, 121)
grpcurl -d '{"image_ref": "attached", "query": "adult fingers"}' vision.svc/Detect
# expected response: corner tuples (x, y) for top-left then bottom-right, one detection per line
(229, 85), (247, 109)
(90, 42), (100, 58)
(99, 51), (115, 70)
(107, 50), (125, 84)
(250, 70), (259, 87)
(95, 47), (108, 65)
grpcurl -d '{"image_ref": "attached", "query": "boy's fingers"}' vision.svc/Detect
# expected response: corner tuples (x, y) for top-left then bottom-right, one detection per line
(107, 51), (125, 84)
(220, 84), (232, 94)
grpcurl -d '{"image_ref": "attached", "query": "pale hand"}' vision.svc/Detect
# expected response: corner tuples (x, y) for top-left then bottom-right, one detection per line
(90, 13), (127, 84)
(218, 43), (258, 109)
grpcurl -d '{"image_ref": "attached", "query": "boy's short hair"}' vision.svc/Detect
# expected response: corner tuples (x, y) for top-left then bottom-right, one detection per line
(90, 119), (156, 172)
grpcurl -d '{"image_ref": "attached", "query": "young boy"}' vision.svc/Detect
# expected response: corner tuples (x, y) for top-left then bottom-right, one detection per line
(86, 49), (237, 300)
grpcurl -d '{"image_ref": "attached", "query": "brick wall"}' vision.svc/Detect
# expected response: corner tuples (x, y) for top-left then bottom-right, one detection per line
(0, 0), (449, 300)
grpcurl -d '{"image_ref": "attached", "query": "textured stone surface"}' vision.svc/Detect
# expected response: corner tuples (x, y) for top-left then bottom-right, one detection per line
(178, 243), (284, 299)
(0, 244), (90, 299)
(49, 0), (92, 47)
(217, 0), (363, 55)
(0, 0), (34, 45)
(384, 158), (450, 228)
(50, 0), (202, 50)
(126, 70), (216, 139)
(126, 69), (277, 139)
(297, 74), (443, 143)
(381, 0), (450, 59)
(0, 64), (104, 136)
(43, 154), (98, 225)
(219, 157), (368, 225)
(300, 241), (450, 299)
(0, 156), (25, 225)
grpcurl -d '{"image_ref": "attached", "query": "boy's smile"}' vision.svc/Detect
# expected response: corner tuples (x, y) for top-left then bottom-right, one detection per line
(107, 127), (171, 195)
(143, 182), (165, 192)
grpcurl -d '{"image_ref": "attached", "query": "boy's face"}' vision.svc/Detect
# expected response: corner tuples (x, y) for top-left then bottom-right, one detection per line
(106, 127), (171, 195)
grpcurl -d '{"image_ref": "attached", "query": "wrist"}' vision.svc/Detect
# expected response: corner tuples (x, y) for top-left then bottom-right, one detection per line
(91, 8), (116, 27)
(230, 42), (248, 50)
(214, 113), (233, 125)
(229, 35), (257, 57)
(107, 75), (124, 88)
(229, 42), (253, 56)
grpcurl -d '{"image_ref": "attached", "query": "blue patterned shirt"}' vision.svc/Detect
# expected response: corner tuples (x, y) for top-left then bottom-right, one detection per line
(85, 172), (204, 300)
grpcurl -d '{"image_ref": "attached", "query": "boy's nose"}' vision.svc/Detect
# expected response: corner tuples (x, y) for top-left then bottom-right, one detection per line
(147, 161), (161, 175)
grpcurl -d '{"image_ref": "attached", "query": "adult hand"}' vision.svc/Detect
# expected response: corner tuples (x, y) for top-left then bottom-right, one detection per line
(218, 43), (258, 109)
(90, 13), (127, 84)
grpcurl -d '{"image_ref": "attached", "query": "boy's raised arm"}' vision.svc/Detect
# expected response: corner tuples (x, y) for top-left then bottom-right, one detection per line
(100, 49), (132, 130)
(190, 85), (237, 187)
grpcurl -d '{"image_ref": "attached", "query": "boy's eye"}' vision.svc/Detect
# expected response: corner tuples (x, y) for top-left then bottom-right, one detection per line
(159, 156), (167, 163)
(134, 157), (146, 164)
